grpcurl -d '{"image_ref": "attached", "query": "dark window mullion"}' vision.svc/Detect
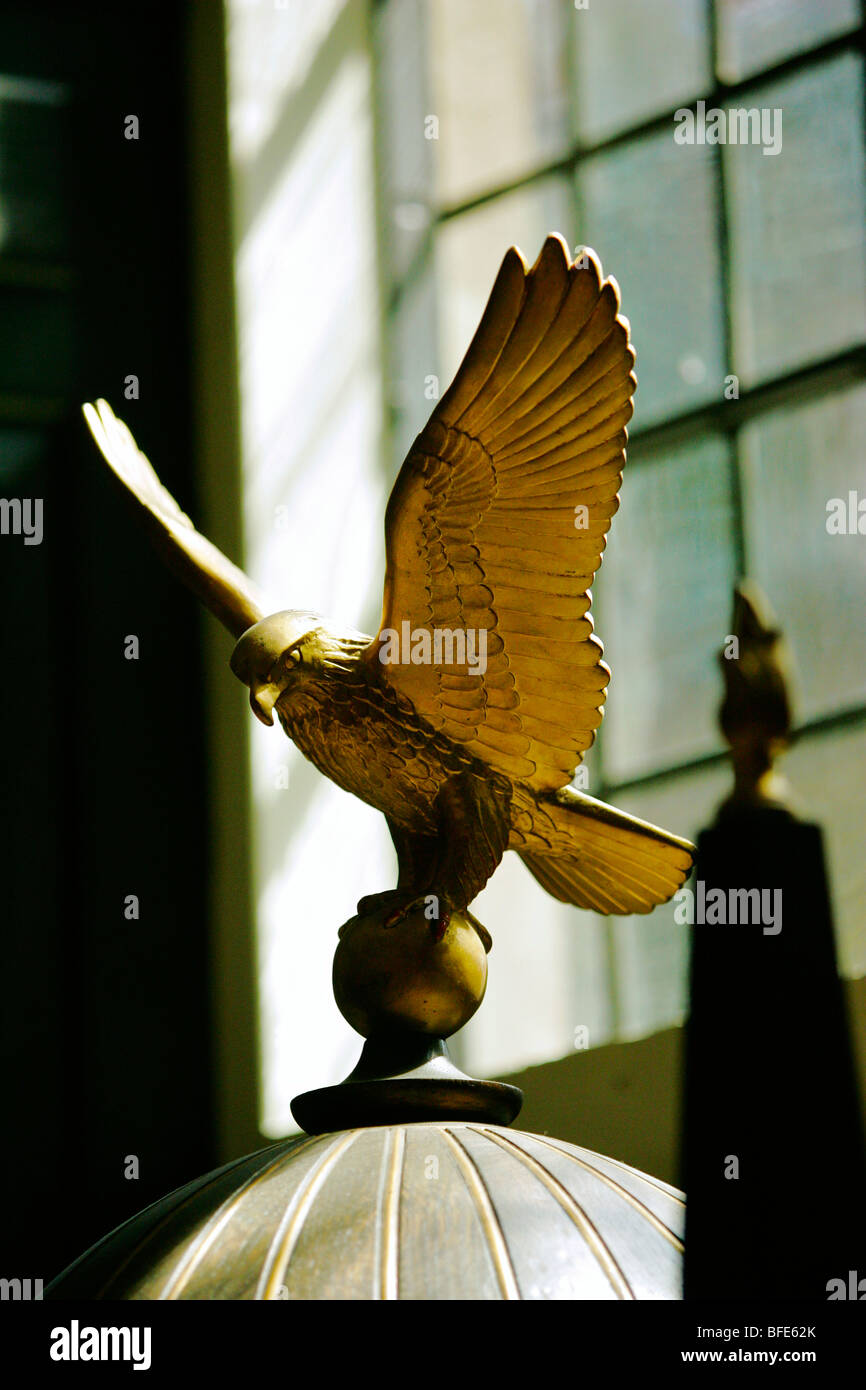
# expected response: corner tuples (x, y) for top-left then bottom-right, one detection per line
(710, 0), (747, 580)
(628, 345), (866, 451)
(606, 701), (866, 801)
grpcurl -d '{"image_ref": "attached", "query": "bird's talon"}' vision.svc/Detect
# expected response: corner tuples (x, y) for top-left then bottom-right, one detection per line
(383, 895), (453, 931)
(429, 908), (451, 943)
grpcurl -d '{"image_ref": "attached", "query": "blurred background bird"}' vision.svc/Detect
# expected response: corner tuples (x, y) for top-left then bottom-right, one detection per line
(84, 234), (693, 946)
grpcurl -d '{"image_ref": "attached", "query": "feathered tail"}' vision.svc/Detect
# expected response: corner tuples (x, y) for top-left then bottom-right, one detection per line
(520, 785), (694, 916)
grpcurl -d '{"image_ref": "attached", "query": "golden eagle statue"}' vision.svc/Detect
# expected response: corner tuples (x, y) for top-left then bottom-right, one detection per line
(84, 234), (693, 955)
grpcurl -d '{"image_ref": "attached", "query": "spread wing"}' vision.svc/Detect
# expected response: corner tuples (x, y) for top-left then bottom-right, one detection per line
(83, 399), (266, 639)
(366, 235), (634, 792)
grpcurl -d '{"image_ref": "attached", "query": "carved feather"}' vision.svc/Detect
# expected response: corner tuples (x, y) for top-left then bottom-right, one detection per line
(368, 235), (635, 794)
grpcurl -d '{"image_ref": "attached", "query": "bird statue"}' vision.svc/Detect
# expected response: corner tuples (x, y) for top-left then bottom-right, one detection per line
(83, 234), (693, 965)
(718, 580), (794, 813)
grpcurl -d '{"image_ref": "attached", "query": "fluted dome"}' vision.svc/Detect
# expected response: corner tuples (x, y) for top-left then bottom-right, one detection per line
(48, 1122), (683, 1300)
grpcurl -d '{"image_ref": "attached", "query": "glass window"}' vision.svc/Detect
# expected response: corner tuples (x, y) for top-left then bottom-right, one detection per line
(716, 0), (860, 83)
(739, 384), (866, 724)
(725, 55), (866, 385)
(572, 0), (710, 144)
(578, 128), (725, 428)
(611, 763), (732, 1039)
(226, 1), (866, 1125)
(786, 724), (866, 977)
(597, 434), (737, 783)
(427, 0), (571, 206)
(434, 174), (573, 382)
(465, 855), (614, 1077)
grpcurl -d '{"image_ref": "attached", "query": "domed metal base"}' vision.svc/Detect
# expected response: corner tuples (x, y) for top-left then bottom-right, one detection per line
(45, 1122), (684, 1300)
(291, 1035), (523, 1134)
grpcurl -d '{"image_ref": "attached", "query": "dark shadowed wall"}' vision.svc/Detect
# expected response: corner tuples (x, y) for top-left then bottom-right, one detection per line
(0, 0), (217, 1283)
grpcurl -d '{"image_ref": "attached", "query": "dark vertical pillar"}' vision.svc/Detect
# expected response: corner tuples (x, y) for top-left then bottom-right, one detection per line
(683, 803), (866, 1299)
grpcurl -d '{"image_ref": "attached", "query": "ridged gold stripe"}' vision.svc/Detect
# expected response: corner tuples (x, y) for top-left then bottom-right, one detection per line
(257, 1132), (359, 1300)
(377, 1127), (405, 1301)
(537, 1134), (685, 1206)
(592, 1151), (686, 1205)
(511, 1132), (683, 1252)
(93, 1147), (274, 1299)
(476, 1128), (634, 1300)
(442, 1129), (520, 1300)
(159, 1136), (323, 1301)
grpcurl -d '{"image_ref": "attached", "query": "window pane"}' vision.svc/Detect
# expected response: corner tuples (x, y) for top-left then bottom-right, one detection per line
(434, 174), (572, 386)
(428, 0), (571, 207)
(573, 0), (710, 145)
(611, 723), (866, 1039)
(0, 77), (69, 261)
(463, 854), (615, 1076)
(578, 129), (725, 429)
(597, 434), (736, 783)
(716, 0), (860, 84)
(725, 54), (866, 386)
(609, 762), (732, 1040)
(739, 384), (866, 725)
(786, 725), (866, 978)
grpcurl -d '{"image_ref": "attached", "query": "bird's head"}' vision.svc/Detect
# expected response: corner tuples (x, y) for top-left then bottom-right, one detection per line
(230, 609), (370, 726)
(230, 609), (330, 726)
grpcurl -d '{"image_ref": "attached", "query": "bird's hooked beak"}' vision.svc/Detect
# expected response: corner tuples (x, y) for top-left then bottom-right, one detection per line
(231, 617), (307, 726)
(249, 680), (283, 727)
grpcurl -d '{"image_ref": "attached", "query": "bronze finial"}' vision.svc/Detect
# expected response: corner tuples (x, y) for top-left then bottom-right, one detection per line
(718, 580), (794, 812)
(83, 235), (695, 1057)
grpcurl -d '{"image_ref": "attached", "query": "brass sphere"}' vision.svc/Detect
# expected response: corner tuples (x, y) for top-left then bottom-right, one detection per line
(333, 902), (488, 1038)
